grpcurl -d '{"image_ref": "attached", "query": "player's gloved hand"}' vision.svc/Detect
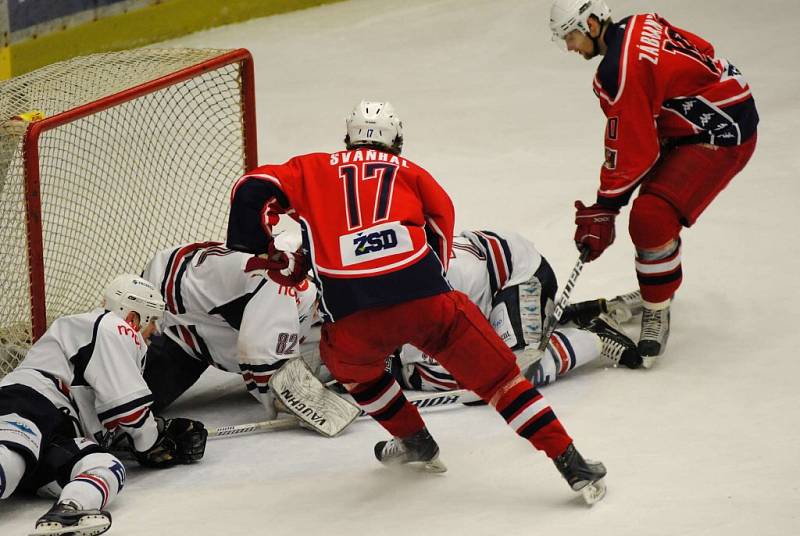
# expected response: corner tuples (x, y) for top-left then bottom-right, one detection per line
(244, 242), (309, 287)
(574, 201), (619, 262)
(134, 417), (208, 468)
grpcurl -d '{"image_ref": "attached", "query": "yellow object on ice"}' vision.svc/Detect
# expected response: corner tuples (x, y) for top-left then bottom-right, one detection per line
(12, 110), (45, 122)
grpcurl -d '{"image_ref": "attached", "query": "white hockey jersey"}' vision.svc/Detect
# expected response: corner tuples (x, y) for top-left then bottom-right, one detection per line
(447, 230), (542, 316)
(0, 310), (159, 452)
(142, 242), (318, 402)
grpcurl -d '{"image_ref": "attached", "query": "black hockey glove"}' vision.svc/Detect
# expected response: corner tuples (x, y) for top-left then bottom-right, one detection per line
(135, 417), (208, 469)
(558, 298), (608, 327)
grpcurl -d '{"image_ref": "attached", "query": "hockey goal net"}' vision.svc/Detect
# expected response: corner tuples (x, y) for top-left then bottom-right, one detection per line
(0, 48), (257, 378)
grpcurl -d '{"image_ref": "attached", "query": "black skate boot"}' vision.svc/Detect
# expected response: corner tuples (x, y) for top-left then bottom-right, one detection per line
(638, 302), (670, 367)
(554, 443), (607, 505)
(34, 500), (112, 536)
(586, 314), (642, 369)
(374, 427), (447, 473)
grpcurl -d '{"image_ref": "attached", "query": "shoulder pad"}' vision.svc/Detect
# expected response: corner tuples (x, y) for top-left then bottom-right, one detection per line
(595, 16), (633, 102)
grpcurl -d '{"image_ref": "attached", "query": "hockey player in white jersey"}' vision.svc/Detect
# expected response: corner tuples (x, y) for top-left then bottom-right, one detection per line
(0, 274), (207, 536)
(389, 230), (642, 392)
(141, 241), (317, 419)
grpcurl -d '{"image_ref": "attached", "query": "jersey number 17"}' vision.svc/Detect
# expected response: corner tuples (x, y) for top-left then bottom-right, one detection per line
(338, 163), (398, 231)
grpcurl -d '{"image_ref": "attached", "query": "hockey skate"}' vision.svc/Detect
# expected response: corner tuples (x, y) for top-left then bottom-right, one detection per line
(586, 314), (642, 369)
(31, 500), (111, 536)
(559, 290), (642, 327)
(374, 427), (447, 473)
(606, 290), (643, 323)
(554, 443), (607, 505)
(638, 303), (670, 368)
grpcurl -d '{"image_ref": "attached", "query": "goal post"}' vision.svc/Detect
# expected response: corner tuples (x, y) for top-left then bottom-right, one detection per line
(0, 48), (258, 377)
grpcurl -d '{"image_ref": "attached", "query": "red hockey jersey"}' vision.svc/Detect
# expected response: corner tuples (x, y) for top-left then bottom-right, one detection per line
(227, 149), (455, 320)
(593, 13), (758, 207)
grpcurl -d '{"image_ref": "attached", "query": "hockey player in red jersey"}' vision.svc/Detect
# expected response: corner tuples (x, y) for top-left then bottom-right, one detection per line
(549, 0), (758, 366)
(227, 100), (606, 503)
(389, 229), (642, 393)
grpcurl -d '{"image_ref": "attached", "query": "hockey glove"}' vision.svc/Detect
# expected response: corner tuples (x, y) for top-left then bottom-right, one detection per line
(574, 201), (619, 262)
(134, 417), (208, 468)
(245, 242), (309, 287)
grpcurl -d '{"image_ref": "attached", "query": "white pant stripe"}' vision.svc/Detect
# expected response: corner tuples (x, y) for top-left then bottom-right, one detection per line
(635, 254), (681, 275)
(508, 397), (550, 431)
(359, 381), (402, 414)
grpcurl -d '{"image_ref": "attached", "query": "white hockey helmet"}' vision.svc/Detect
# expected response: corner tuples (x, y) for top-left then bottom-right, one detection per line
(549, 0), (611, 40)
(345, 100), (403, 154)
(103, 274), (166, 325)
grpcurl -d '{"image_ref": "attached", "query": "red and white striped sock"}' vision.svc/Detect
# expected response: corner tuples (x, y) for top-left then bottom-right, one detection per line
(490, 376), (572, 459)
(348, 372), (425, 438)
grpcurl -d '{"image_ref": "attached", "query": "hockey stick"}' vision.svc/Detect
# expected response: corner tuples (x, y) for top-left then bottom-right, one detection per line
(537, 248), (591, 352)
(208, 388), (480, 439)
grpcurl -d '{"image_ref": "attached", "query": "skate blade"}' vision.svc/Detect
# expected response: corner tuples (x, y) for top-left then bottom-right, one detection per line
(381, 457), (448, 474)
(642, 356), (658, 369)
(580, 478), (607, 505)
(31, 516), (111, 536)
(422, 458), (448, 473)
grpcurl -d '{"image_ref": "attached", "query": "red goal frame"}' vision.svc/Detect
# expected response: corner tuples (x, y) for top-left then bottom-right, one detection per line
(20, 48), (258, 341)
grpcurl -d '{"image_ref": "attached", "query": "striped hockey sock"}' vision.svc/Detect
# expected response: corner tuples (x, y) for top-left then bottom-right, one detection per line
(491, 376), (572, 459)
(348, 372), (425, 439)
(527, 327), (599, 387)
(60, 473), (110, 510)
(636, 239), (682, 303)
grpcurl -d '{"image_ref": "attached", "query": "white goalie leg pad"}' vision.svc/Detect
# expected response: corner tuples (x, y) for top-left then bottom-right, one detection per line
(490, 292), (544, 373)
(269, 358), (360, 438)
(0, 413), (42, 464)
(57, 450), (125, 510)
(0, 444), (27, 498)
(300, 345), (334, 385)
(518, 278), (545, 348)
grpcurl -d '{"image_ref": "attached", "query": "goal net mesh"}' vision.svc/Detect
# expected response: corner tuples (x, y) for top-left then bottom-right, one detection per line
(0, 48), (253, 377)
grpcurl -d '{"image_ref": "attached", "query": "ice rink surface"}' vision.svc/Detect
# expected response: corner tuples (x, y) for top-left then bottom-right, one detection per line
(3, 0), (800, 534)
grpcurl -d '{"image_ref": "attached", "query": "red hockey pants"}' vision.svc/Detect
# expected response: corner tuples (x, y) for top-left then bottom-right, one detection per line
(320, 290), (519, 400)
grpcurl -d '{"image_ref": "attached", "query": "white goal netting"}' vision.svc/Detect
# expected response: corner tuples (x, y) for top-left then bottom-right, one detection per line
(0, 48), (255, 377)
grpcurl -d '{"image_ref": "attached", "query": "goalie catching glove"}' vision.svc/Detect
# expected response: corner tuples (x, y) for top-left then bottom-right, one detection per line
(134, 417), (208, 468)
(245, 242), (309, 287)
